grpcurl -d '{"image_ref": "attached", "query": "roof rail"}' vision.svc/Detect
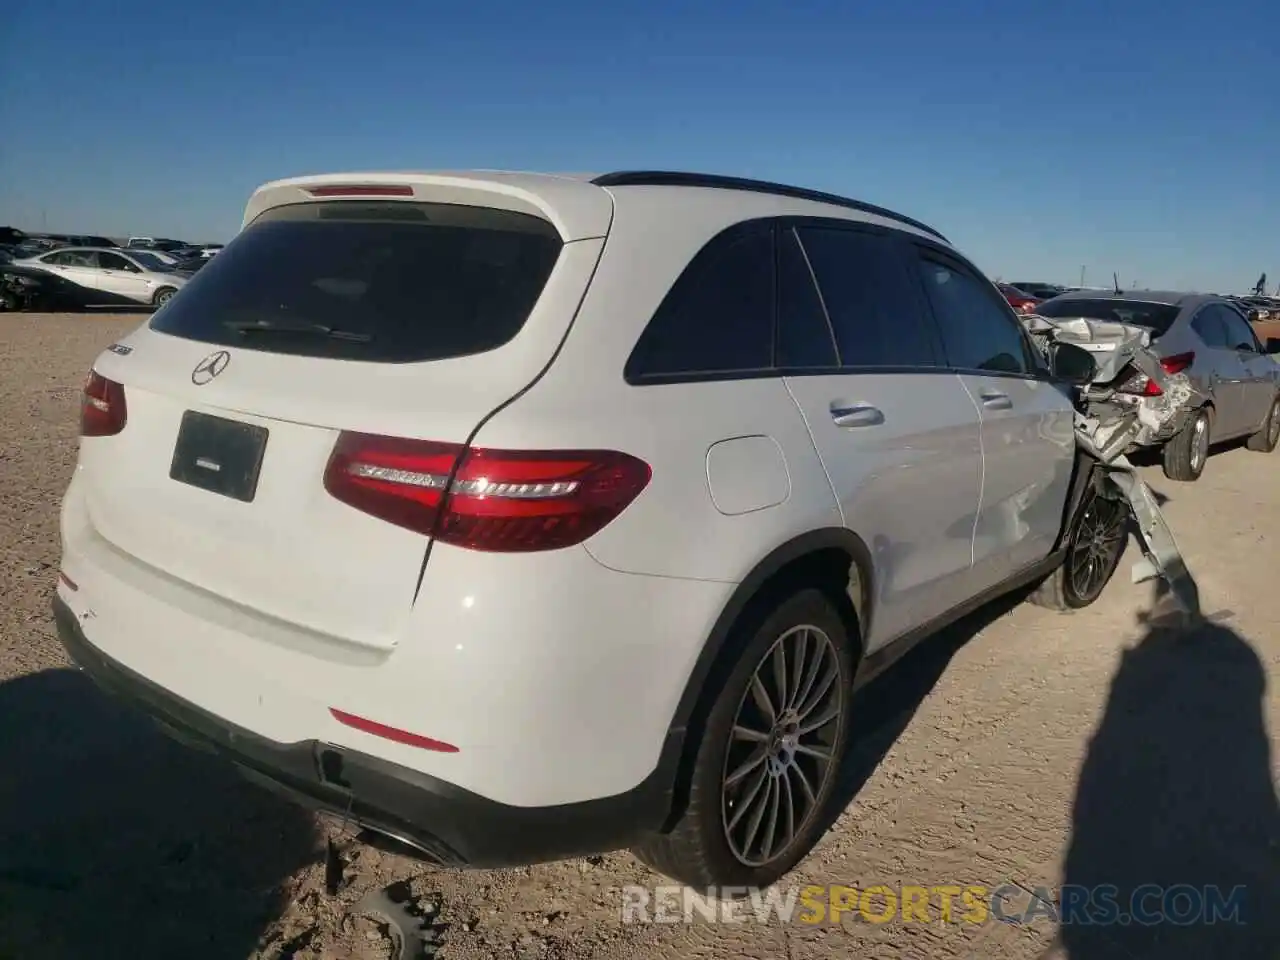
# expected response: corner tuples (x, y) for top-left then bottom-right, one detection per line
(590, 170), (947, 242)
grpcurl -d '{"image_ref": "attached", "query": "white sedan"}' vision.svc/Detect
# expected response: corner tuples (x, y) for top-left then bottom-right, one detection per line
(16, 247), (190, 307)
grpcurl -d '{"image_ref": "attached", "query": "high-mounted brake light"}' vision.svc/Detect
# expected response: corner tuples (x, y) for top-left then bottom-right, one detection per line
(306, 184), (415, 198)
(1117, 351), (1195, 397)
(323, 433), (652, 552)
(80, 370), (127, 437)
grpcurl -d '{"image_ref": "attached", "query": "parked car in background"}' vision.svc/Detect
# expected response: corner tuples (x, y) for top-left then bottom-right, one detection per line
(170, 256), (209, 274)
(127, 237), (188, 253)
(1011, 281), (1066, 300)
(132, 249), (181, 266)
(997, 282), (1042, 313)
(1245, 303), (1280, 349)
(0, 261), (96, 311)
(38, 233), (119, 248)
(1036, 290), (1280, 480)
(54, 169), (1123, 891)
(16, 246), (189, 307)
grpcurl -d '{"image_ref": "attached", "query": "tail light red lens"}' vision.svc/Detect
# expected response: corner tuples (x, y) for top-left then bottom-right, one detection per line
(1117, 351), (1195, 397)
(80, 370), (127, 436)
(323, 432), (652, 552)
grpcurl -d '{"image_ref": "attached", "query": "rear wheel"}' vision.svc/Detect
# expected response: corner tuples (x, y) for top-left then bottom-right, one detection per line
(1161, 407), (1210, 481)
(633, 589), (853, 888)
(1030, 485), (1128, 611)
(152, 286), (177, 308)
(1245, 395), (1280, 453)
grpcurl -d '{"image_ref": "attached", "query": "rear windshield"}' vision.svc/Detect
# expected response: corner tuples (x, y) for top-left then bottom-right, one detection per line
(149, 200), (563, 362)
(1036, 297), (1180, 336)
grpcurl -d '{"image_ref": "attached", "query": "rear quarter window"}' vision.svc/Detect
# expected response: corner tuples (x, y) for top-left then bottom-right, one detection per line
(148, 201), (563, 363)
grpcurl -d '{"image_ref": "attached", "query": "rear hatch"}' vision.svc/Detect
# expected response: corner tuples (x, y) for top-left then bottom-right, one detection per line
(80, 186), (609, 651)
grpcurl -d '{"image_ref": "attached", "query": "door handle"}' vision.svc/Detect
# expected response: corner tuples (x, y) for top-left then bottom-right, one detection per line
(830, 402), (884, 428)
(980, 391), (1013, 410)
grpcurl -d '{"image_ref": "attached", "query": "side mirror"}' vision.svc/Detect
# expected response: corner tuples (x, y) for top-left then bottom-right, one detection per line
(1267, 338), (1280, 355)
(1049, 341), (1097, 385)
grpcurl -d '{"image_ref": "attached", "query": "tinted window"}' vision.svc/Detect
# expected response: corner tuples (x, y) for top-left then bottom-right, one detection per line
(98, 252), (138, 272)
(796, 227), (937, 368)
(1218, 304), (1261, 351)
(126, 251), (167, 271)
(916, 257), (1031, 374)
(1036, 297), (1180, 337)
(776, 228), (837, 368)
(149, 201), (563, 363)
(47, 250), (94, 267)
(1191, 307), (1229, 348)
(626, 226), (774, 380)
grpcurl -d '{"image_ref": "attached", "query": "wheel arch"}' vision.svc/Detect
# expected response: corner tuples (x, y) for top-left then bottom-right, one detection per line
(658, 527), (874, 830)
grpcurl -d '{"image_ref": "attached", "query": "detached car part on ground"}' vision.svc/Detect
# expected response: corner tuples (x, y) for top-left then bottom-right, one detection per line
(1023, 313), (1212, 618)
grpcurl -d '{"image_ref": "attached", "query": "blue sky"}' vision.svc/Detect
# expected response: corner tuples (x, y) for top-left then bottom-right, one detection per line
(2, 0), (1276, 292)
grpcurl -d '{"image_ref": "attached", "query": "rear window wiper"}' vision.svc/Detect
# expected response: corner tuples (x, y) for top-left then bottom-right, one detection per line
(223, 318), (374, 343)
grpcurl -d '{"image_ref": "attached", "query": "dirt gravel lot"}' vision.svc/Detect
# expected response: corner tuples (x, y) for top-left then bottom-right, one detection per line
(2, 314), (1277, 960)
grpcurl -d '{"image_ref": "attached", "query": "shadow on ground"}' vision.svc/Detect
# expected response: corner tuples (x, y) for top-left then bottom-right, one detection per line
(824, 590), (1029, 820)
(1058, 612), (1280, 959)
(0, 667), (320, 960)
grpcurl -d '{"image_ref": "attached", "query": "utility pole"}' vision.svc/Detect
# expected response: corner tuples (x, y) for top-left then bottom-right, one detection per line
(1079, 265), (1086, 288)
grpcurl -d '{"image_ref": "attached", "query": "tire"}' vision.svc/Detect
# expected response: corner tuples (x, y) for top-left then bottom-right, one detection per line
(1029, 484), (1128, 612)
(632, 588), (855, 889)
(152, 286), (177, 308)
(1245, 394), (1280, 453)
(1161, 407), (1210, 481)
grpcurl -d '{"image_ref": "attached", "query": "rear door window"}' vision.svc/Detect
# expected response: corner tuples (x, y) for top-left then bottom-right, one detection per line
(776, 227), (838, 369)
(624, 224), (775, 381)
(1192, 307), (1229, 348)
(148, 201), (564, 363)
(795, 226), (939, 369)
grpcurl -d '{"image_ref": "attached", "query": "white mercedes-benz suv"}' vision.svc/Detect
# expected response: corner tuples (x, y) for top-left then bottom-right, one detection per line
(55, 170), (1119, 889)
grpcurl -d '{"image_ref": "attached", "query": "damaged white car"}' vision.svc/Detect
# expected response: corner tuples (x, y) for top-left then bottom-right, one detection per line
(1034, 291), (1280, 481)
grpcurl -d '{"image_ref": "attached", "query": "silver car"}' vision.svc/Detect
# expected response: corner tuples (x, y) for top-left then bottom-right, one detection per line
(15, 247), (189, 308)
(1036, 290), (1280, 480)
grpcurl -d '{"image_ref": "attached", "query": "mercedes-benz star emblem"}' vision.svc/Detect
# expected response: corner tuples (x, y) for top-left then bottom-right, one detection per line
(191, 350), (231, 385)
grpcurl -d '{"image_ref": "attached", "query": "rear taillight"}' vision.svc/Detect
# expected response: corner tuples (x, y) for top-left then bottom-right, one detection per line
(80, 370), (127, 437)
(323, 432), (652, 552)
(1117, 351), (1195, 397)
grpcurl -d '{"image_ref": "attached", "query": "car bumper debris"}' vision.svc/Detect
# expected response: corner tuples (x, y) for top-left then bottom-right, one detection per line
(1024, 314), (1203, 619)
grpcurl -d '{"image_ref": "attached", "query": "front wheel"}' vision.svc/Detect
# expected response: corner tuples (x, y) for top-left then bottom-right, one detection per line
(633, 589), (854, 888)
(1030, 484), (1128, 611)
(1161, 407), (1210, 481)
(1245, 395), (1280, 453)
(152, 286), (177, 308)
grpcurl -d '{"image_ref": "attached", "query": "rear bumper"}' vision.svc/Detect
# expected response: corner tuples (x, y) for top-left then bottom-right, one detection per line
(53, 596), (680, 868)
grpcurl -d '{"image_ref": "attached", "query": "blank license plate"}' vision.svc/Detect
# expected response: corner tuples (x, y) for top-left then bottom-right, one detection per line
(169, 411), (269, 502)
